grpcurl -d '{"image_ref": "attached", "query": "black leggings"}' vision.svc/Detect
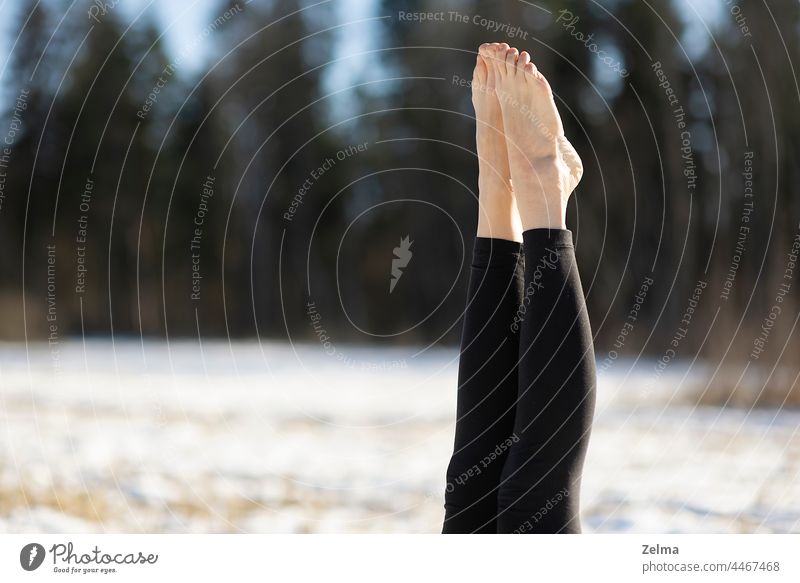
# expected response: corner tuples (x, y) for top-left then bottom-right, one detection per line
(442, 230), (596, 534)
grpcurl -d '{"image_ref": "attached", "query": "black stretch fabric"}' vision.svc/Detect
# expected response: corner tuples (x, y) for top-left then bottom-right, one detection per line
(442, 230), (596, 534)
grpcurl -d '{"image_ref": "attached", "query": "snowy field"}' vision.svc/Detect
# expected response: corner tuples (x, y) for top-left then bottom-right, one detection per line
(0, 340), (798, 533)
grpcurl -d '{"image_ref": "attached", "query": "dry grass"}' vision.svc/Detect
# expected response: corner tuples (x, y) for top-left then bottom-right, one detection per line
(0, 469), (384, 532)
(0, 483), (110, 523)
(694, 364), (800, 408)
(0, 477), (291, 531)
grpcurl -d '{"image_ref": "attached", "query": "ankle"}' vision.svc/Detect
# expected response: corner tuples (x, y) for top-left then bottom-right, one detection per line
(477, 195), (523, 242)
(527, 156), (568, 189)
(515, 186), (567, 231)
(520, 213), (566, 230)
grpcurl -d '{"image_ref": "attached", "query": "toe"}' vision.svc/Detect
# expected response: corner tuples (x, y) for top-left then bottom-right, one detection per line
(473, 54), (488, 84)
(478, 43), (491, 57)
(504, 47), (518, 74)
(526, 58), (540, 79)
(523, 62), (536, 79)
(492, 43), (509, 70)
(518, 51), (531, 70)
(496, 43), (508, 55)
(484, 54), (496, 84)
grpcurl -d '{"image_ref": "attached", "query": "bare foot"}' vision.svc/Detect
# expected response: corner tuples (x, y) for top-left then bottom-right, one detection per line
(484, 43), (583, 230)
(472, 44), (522, 242)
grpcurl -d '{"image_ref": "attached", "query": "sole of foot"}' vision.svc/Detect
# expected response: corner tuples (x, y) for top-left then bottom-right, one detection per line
(472, 43), (522, 242)
(483, 42), (583, 231)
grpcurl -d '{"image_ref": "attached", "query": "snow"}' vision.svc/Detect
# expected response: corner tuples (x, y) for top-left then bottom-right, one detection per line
(0, 340), (797, 533)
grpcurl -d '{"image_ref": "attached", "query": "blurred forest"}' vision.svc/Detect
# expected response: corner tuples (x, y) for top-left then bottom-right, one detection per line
(0, 0), (798, 399)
